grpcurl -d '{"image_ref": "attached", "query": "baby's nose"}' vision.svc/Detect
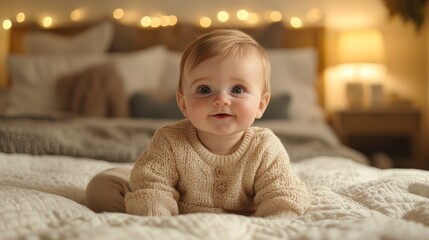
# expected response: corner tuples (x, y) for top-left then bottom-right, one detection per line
(213, 92), (231, 106)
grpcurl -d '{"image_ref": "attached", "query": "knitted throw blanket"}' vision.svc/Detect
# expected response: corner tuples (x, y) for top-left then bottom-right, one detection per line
(0, 116), (367, 164)
(0, 117), (153, 162)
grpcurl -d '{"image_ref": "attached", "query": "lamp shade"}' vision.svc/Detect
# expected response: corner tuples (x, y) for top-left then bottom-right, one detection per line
(337, 29), (385, 64)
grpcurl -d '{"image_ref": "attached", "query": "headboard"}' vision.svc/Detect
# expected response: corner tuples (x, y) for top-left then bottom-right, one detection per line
(8, 20), (326, 108)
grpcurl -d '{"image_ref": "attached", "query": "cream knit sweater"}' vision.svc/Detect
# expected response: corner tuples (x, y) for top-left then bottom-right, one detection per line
(125, 119), (309, 218)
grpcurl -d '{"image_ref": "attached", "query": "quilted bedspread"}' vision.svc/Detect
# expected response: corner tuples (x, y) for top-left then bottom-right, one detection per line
(1, 152), (429, 239)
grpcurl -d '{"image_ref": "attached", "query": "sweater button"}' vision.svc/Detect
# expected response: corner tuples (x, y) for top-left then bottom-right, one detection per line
(215, 167), (224, 177)
(216, 183), (227, 194)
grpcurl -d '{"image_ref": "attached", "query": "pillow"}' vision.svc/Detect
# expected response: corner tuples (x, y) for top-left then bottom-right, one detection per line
(159, 51), (182, 94)
(23, 21), (113, 55)
(267, 48), (325, 121)
(261, 94), (291, 119)
(7, 54), (106, 115)
(6, 45), (168, 115)
(114, 45), (168, 96)
(129, 93), (183, 119)
(57, 62), (129, 118)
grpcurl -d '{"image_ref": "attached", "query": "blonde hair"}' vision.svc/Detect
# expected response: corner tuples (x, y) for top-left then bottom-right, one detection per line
(178, 29), (270, 93)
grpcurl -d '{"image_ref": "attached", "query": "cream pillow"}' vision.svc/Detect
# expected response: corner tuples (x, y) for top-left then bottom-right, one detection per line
(114, 46), (168, 96)
(6, 45), (168, 115)
(23, 21), (113, 55)
(159, 51), (182, 94)
(267, 48), (324, 121)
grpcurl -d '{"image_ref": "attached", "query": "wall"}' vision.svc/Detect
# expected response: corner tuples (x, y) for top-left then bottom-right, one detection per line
(0, 28), (8, 88)
(384, 19), (427, 168)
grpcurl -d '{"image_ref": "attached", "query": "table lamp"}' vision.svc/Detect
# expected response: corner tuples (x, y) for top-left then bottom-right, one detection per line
(337, 28), (385, 108)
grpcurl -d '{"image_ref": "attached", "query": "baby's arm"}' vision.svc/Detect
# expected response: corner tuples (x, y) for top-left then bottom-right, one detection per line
(253, 138), (310, 219)
(125, 129), (180, 216)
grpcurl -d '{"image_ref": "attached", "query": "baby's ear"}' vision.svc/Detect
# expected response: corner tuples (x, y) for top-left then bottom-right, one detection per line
(176, 91), (188, 117)
(256, 92), (270, 119)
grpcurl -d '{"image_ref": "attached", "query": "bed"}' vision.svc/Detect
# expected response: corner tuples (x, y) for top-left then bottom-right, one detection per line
(1, 20), (429, 239)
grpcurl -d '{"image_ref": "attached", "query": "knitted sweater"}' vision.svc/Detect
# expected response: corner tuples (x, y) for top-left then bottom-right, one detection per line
(125, 119), (309, 218)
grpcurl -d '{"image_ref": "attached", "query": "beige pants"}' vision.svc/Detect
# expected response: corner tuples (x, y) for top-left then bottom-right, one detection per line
(86, 167), (132, 213)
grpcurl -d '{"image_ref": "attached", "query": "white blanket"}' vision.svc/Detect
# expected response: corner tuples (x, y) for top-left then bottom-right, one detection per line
(1, 153), (429, 239)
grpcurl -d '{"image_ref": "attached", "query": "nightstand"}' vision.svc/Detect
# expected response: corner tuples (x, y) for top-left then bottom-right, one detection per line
(0, 88), (9, 113)
(333, 108), (421, 168)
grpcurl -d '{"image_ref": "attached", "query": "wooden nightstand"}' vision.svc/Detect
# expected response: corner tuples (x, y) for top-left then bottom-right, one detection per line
(0, 88), (9, 113)
(333, 108), (421, 168)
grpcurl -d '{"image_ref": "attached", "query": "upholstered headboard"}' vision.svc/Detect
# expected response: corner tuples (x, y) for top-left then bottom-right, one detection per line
(7, 20), (326, 113)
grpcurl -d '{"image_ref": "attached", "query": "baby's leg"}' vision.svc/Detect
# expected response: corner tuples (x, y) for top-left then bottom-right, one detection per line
(86, 166), (132, 213)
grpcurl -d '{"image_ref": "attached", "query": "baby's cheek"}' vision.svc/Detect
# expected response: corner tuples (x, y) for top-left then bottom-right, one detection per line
(238, 100), (260, 120)
(186, 99), (210, 118)
(188, 99), (207, 110)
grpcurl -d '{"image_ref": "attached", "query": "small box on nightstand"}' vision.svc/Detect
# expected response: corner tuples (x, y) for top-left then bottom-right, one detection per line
(333, 108), (421, 168)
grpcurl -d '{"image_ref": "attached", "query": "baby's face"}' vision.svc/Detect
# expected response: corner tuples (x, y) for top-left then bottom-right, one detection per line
(177, 50), (269, 137)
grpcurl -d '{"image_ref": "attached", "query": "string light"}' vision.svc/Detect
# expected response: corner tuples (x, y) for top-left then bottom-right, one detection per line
(200, 17), (211, 28)
(269, 11), (282, 22)
(168, 15), (177, 26)
(140, 16), (151, 27)
(246, 12), (259, 25)
(217, 11), (229, 22)
(150, 17), (161, 28)
(3, 8), (322, 29)
(16, 12), (25, 22)
(306, 8), (322, 24)
(236, 9), (249, 21)
(42, 16), (53, 28)
(290, 17), (302, 28)
(113, 8), (124, 20)
(2, 19), (12, 30)
(70, 9), (83, 21)
(160, 15), (170, 27)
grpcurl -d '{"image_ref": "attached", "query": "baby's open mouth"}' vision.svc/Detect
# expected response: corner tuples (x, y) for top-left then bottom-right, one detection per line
(212, 113), (232, 119)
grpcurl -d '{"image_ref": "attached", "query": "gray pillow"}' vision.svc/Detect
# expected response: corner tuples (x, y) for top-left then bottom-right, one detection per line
(129, 93), (183, 119)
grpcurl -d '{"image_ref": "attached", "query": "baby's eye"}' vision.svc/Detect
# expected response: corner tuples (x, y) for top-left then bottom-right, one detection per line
(197, 85), (211, 94)
(231, 86), (245, 94)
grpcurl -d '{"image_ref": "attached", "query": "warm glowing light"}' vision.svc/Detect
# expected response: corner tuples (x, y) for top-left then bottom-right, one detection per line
(160, 15), (170, 27)
(217, 11), (229, 22)
(42, 17), (53, 28)
(236, 9), (249, 21)
(200, 17), (211, 28)
(2, 19), (12, 30)
(113, 8), (124, 20)
(151, 17), (161, 28)
(336, 64), (386, 83)
(269, 11), (282, 22)
(16, 12), (25, 22)
(306, 8), (322, 23)
(246, 12), (259, 25)
(70, 9), (83, 21)
(359, 64), (386, 80)
(168, 15), (177, 26)
(290, 17), (302, 28)
(140, 16), (151, 27)
(337, 29), (385, 64)
(337, 64), (360, 79)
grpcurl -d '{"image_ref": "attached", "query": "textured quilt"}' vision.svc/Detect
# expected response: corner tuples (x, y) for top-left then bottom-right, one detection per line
(1, 153), (429, 240)
(0, 116), (367, 164)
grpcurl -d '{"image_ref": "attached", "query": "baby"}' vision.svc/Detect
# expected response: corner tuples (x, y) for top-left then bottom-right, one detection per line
(86, 29), (309, 219)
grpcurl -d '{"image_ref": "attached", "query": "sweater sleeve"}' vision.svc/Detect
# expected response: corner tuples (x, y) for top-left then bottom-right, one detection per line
(125, 128), (180, 216)
(253, 134), (310, 219)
